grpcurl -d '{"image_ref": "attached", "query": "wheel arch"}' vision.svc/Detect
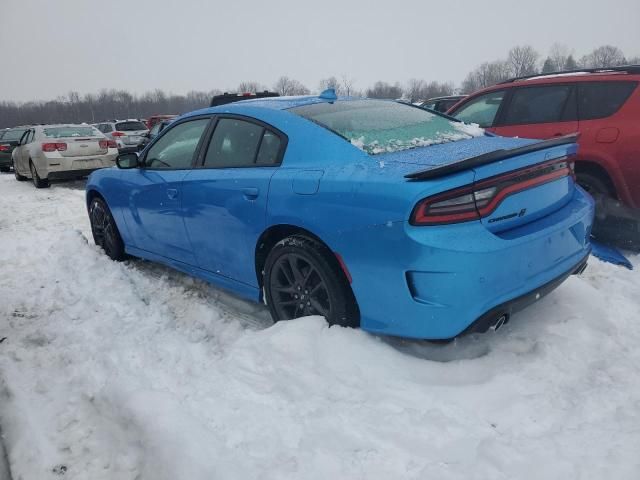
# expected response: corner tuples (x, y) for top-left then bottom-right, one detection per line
(574, 159), (617, 198)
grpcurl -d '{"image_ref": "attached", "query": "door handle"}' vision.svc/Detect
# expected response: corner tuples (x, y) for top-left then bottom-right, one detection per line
(242, 187), (259, 200)
(166, 188), (178, 199)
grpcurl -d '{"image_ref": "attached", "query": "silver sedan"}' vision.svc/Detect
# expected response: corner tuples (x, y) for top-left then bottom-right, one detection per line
(12, 124), (118, 188)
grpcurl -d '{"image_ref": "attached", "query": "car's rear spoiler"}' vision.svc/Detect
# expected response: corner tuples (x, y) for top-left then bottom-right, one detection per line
(405, 133), (579, 181)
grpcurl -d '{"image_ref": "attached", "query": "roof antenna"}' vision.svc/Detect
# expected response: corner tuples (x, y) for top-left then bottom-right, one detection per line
(319, 88), (337, 101)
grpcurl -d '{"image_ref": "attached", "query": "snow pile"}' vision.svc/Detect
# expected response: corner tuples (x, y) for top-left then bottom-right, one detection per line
(350, 121), (484, 155)
(1, 175), (640, 480)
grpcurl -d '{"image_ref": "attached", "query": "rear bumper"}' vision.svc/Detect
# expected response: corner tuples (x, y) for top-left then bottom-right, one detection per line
(461, 253), (589, 336)
(342, 188), (595, 340)
(40, 153), (116, 179)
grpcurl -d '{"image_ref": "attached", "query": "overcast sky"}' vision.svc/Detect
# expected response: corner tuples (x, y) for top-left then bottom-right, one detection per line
(1, 0), (638, 102)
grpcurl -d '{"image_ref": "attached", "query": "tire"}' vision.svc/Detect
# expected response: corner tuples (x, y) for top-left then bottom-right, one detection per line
(14, 166), (27, 181)
(576, 172), (614, 199)
(89, 196), (125, 261)
(263, 235), (359, 328)
(29, 161), (49, 188)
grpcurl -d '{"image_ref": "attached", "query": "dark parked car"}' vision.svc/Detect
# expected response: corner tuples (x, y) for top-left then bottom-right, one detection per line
(0, 127), (29, 172)
(420, 95), (467, 113)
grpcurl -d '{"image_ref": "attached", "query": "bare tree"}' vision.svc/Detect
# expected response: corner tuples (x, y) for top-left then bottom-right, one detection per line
(365, 81), (403, 99)
(507, 45), (540, 77)
(548, 43), (570, 72)
(461, 60), (512, 93)
(237, 81), (265, 93)
(273, 76), (309, 96)
(318, 76), (342, 95)
(406, 79), (426, 103)
(580, 45), (626, 68)
(341, 75), (356, 97)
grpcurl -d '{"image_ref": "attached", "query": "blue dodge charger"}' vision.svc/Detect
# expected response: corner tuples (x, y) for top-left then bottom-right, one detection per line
(86, 90), (594, 340)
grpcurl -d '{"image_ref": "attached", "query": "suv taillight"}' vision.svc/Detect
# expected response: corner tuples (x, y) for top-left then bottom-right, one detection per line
(107, 140), (117, 148)
(411, 157), (572, 225)
(99, 140), (108, 149)
(112, 131), (125, 137)
(42, 142), (67, 152)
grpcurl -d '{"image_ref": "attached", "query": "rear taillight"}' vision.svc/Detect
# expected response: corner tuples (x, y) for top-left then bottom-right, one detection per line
(107, 140), (117, 148)
(112, 131), (125, 137)
(42, 142), (67, 152)
(0, 144), (9, 152)
(99, 140), (108, 149)
(411, 157), (572, 226)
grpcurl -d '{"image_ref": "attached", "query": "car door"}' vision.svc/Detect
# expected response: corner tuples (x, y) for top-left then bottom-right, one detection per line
(15, 129), (34, 174)
(450, 90), (507, 133)
(492, 84), (579, 139)
(120, 117), (211, 265)
(182, 116), (286, 287)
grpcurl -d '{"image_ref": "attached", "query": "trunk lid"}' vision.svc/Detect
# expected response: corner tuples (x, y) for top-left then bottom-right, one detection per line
(59, 137), (107, 157)
(389, 135), (578, 232)
(114, 121), (148, 146)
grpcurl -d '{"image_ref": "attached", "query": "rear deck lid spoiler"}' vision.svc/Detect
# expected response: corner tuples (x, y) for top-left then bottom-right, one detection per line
(405, 133), (579, 180)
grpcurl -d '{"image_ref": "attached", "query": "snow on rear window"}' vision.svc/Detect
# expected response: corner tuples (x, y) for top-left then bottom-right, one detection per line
(290, 100), (484, 155)
(115, 121), (147, 131)
(44, 127), (99, 138)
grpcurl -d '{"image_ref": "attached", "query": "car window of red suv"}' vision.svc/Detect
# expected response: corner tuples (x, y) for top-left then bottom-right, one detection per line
(502, 85), (575, 125)
(453, 90), (505, 127)
(577, 82), (638, 120)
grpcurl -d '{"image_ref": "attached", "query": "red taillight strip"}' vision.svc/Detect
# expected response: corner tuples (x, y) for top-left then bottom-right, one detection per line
(476, 165), (570, 217)
(411, 156), (572, 226)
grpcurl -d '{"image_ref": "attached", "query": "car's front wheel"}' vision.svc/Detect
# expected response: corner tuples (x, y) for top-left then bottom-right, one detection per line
(29, 161), (49, 188)
(89, 196), (125, 261)
(263, 235), (359, 328)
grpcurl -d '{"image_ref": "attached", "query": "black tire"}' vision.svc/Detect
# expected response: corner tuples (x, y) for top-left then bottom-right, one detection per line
(576, 172), (614, 199)
(14, 165), (27, 181)
(89, 196), (125, 261)
(29, 161), (49, 188)
(263, 235), (359, 328)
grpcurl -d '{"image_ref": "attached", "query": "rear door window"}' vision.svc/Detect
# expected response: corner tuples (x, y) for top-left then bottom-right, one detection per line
(203, 118), (283, 168)
(502, 85), (573, 125)
(577, 82), (637, 120)
(453, 91), (505, 127)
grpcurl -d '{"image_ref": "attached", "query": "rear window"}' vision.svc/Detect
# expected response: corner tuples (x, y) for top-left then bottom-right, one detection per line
(115, 121), (147, 131)
(290, 100), (483, 155)
(578, 82), (637, 120)
(1, 128), (28, 142)
(43, 127), (100, 138)
(503, 85), (573, 125)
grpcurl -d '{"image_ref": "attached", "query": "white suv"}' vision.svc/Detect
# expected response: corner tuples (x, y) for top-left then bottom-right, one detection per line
(94, 119), (149, 152)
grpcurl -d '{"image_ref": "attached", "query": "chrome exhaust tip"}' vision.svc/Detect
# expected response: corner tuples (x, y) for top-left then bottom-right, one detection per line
(491, 314), (509, 332)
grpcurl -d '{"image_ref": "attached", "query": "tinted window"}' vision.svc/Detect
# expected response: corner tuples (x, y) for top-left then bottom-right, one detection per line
(453, 91), (505, 127)
(256, 130), (282, 165)
(578, 82), (637, 120)
(291, 100), (478, 155)
(102, 124), (113, 132)
(204, 118), (264, 168)
(2, 128), (28, 142)
(115, 121), (147, 131)
(145, 119), (209, 169)
(503, 86), (572, 125)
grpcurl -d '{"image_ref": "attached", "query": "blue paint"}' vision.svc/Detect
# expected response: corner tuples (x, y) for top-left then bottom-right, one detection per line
(87, 97), (595, 340)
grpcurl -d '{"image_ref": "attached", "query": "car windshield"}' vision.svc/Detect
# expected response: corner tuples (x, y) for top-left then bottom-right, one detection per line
(290, 99), (484, 155)
(43, 126), (100, 138)
(2, 128), (28, 142)
(115, 121), (147, 131)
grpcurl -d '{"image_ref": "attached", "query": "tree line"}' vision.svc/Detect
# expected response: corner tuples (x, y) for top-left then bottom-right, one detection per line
(1, 44), (637, 129)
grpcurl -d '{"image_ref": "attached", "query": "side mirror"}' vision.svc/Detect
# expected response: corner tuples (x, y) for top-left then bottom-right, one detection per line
(116, 152), (140, 169)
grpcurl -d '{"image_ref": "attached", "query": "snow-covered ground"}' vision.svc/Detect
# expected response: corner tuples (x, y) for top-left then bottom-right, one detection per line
(0, 173), (639, 480)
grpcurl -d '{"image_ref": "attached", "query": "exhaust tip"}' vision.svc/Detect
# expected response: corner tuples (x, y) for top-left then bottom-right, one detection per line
(491, 314), (509, 332)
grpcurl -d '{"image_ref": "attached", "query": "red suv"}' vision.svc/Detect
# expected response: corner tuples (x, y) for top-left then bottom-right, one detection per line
(448, 66), (640, 212)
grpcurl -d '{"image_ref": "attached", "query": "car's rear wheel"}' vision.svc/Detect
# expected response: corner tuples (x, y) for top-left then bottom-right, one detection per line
(29, 161), (49, 188)
(89, 196), (125, 261)
(263, 235), (359, 328)
(14, 167), (27, 181)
